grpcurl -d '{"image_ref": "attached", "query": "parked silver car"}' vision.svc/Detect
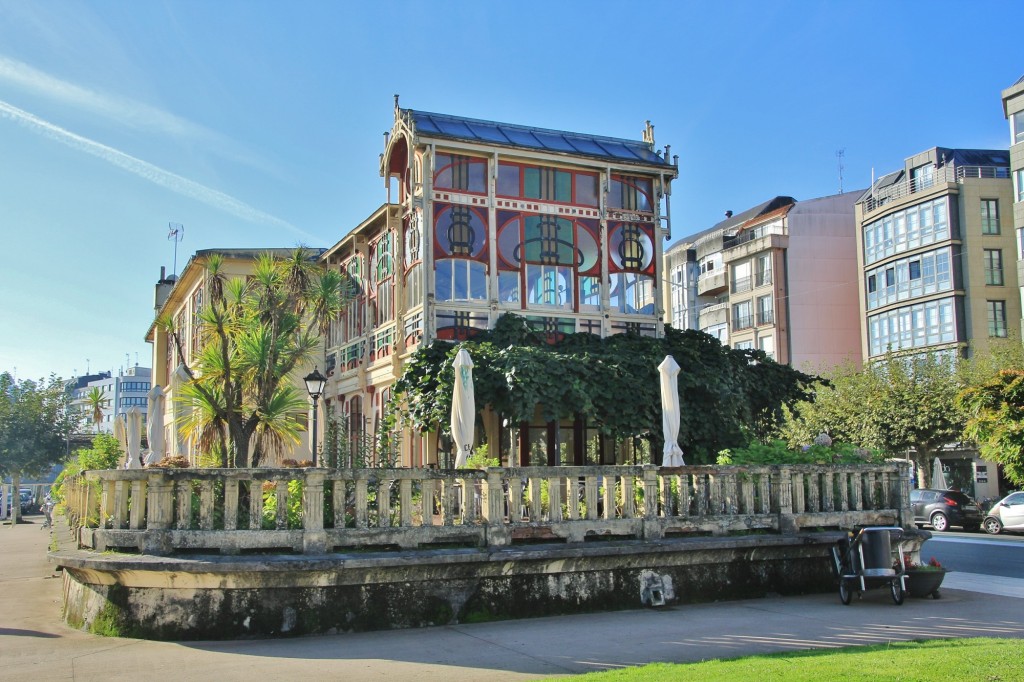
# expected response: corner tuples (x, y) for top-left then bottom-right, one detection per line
(982, 492), (1024, 535)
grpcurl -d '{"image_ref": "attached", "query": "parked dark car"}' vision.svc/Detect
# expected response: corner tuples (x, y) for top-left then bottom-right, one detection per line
(982, 492), (1024, 535)
(910, 488), (982, 532)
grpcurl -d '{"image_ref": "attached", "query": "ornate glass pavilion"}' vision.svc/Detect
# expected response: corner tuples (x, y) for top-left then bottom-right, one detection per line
(321, 98), (678, 467)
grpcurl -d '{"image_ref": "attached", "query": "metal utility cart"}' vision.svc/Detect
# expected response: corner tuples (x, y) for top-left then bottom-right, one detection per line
(831, 526), (908, 605)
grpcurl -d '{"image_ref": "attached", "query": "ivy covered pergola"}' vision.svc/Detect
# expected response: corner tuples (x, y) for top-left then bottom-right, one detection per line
(388, 315), (817, 466)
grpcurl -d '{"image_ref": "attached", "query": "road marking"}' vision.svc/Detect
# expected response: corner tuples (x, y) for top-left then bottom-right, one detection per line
(942, 571), (1024, 599)
(924, 535), (1023, 548)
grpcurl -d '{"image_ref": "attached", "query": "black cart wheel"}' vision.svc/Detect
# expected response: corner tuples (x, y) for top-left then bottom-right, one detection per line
(839, 579), (852, 605)
(890, 579), (905, 605)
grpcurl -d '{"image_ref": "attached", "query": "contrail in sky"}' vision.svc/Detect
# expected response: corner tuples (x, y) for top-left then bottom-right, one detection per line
(0, 99), (316, 242)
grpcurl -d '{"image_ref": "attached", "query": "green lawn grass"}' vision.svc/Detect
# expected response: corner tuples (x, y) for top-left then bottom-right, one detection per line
(548, 638), (1021, 681)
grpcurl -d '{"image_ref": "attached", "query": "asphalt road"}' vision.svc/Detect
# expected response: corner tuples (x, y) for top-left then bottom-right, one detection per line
(923, 530), (1024, 580)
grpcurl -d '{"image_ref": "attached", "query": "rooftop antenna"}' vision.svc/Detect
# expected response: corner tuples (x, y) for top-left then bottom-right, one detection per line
(168, 222), (184, 277)
(836, 149), (846, 194)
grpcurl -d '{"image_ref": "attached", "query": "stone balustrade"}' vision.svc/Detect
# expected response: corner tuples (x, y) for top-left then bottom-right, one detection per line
(61, 462), (912, 555)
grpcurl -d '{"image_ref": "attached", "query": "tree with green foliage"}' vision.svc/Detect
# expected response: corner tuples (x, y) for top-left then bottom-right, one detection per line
(50, 433), (123, 504)
(83, 387), (108, 433)
(0, 372), (78, 524)
(162, 249), (348, 467)
(781, 353), (965, 486)
(959, 369), (1024, 487)
(389, 315), (817, 464)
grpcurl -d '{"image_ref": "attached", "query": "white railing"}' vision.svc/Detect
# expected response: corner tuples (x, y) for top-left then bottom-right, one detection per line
(63, 463), (913, 555)
(862, 165), (1008, 214)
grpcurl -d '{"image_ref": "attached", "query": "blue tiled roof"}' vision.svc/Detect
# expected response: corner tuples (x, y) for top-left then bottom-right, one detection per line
(405, 109), (673, 168)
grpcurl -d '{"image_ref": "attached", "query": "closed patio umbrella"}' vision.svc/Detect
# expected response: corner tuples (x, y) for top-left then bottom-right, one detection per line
(125, 406), (144, 469)
(659, 355), (685, 467)
(114, 414), (130, 468)
(932, 457), (948, 490)
(450, 348), (475, 468)
(145, 384), (166, 465)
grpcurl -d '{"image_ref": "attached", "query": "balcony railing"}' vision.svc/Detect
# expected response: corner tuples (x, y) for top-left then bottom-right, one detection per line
(758, 310), (775, 325)
(62, 463), (912, 555)
(732, 314), (754, 331)
(861, 165), (1009, 214)
(731, 276), (752, 294)
(755, 270), (773, 288)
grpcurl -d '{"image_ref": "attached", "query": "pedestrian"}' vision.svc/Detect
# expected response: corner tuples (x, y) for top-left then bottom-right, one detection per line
(41, 493), (54, 529)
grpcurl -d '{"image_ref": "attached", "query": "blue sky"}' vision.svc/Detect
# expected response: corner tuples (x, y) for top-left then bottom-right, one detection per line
(1, 0), (1020, 383)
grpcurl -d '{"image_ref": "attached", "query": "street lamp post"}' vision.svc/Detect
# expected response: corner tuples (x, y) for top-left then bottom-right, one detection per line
(303, 367), (327, 467)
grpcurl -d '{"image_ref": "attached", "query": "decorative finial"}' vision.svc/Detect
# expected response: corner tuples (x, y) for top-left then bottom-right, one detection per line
(394, 94), (400, 112)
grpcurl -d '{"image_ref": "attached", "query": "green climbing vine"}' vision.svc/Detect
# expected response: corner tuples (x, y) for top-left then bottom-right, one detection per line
(387, 314), (817, 463)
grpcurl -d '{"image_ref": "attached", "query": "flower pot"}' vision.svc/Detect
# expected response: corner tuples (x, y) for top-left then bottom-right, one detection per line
(905, 568), (946, 598)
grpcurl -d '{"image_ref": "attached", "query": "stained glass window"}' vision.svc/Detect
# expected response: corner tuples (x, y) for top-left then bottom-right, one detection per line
(436, 310), (489, 341)
(434, 204), (487, 259)
(608, 222), (655, 275)
(434, 153), (486, 193)
(609, 272), (655, 315)
(405, 210), (422, 268)
(608, 175), (653, 212)
(497, 161), (598, 207)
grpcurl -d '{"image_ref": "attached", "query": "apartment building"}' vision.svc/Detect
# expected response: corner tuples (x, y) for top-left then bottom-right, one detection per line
(322, 100), (678, 467)
(145, 249), (324, 465)
(664, 191), (864, 373)
(855, 147), (1017, 361)
(1003, 76), (1024, 338)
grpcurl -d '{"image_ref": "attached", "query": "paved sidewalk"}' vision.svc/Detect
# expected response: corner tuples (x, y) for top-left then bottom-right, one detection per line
(3, 514), (1023, 681)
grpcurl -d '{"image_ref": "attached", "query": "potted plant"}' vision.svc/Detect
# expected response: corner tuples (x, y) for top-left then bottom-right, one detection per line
(901, 554), (946, 599)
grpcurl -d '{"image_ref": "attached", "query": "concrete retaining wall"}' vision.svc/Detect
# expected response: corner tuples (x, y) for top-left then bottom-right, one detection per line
(53, 531), (929, 640)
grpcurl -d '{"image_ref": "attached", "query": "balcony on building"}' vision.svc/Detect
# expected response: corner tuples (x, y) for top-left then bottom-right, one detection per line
(722, 223), (788, 263)
(697, 266), (727, 296)
(698, 300), (728, 329)
(860, 157), (1010, 219)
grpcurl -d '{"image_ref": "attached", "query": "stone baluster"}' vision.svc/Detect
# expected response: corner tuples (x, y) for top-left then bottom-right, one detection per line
(822, 471), (834, 512)
(678, 473), (692, 517)
(224, 479), (239, 531)
(602, 475), (615, 520)
(774, 465), (796, 533)
(420, 479), (435, 527)
(643, 466), (659, 520)
(529, 475), (543, 522)
(897, 461), (913, 529)
(585, 475), (599, 521)
(547, 476), (562, 523)
(708, 474), (722, 516)
(806, 472), (820, 514)
(507, 476), (523, 523)
(791, 472), (805, 514)
(129, 478), (147, 530)
(378, 479), (393, 528)
(400, 478), (413, 527)
(621, 474), (635, 519)
(850, 471), (863, 511)
(199, 480), (215, 531)
(146, 471), (173, 530)
(693, 473), (706, 517)
(248, 479), (263, 530)
(355, 478), (369, 528)
(740, 474), (754, 515)
(441, 477), (456, 526)
(567, 477), (580, 521)
(333, 477), (348, 529)
(274, 481), (288, 530)
(302, 471), (326, 554)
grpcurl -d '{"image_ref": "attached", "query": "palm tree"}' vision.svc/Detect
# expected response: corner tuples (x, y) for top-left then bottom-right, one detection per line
(84, 387), (108, 434)
(164, 248), (346, 467)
